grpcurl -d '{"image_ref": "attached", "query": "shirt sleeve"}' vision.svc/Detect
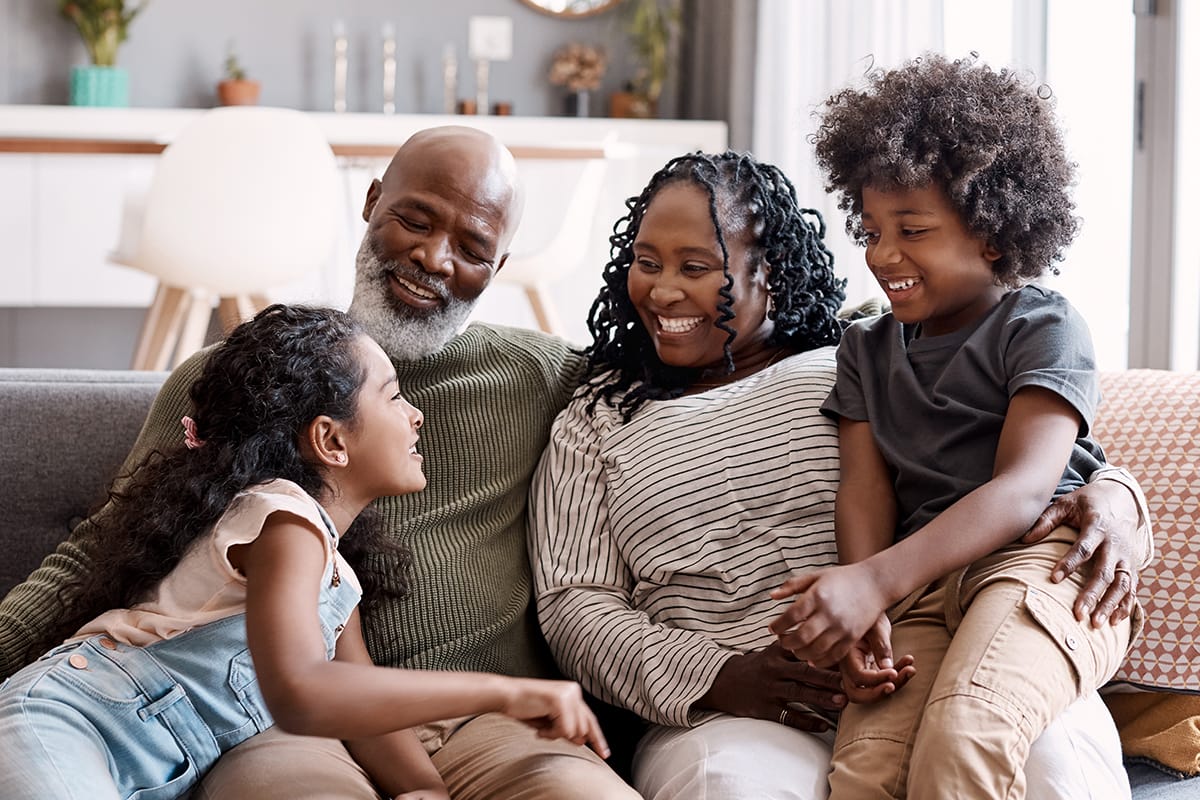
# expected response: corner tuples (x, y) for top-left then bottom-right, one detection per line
(528, 395), (734, 727)
(821, 320), (870, 422)
(1003, 291), (1100, 434)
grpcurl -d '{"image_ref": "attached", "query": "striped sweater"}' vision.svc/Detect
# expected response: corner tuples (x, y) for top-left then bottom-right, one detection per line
(0, 322), (583, 681)
(530, 346), (841, 727)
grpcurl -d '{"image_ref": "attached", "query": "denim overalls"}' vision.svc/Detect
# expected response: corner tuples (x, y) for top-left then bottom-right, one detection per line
(0, 507), (360, 800)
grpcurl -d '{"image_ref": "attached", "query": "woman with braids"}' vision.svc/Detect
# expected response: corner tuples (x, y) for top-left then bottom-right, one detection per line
(768, 54), (1145, 798)
(529, 149), (1150, 800)
(0, 304), (606, 800)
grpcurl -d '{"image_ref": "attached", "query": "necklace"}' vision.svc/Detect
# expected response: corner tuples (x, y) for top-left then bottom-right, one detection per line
(688, 347), (790, 391)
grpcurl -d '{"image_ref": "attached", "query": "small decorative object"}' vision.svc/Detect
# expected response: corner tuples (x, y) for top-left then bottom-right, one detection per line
(548, 42), (607, 118)
(217, 43), (260, 106)
(59, 0), (148, 106)
(614, 0), (680, 118)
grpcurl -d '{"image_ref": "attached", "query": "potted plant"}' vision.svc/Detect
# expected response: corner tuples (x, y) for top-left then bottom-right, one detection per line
(610, 0), (679, 118)
(217, 45), (261, 106)
(59, 0), (148, 106)
(548, 42), (607, 117)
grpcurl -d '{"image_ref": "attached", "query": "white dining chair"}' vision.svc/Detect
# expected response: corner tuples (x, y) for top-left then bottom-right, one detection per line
(495, 155), (609, 336)
(115, 106), (340, 370)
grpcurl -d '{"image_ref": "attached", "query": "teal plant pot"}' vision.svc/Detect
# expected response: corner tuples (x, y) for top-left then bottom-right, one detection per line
(69, 66), (129, 107)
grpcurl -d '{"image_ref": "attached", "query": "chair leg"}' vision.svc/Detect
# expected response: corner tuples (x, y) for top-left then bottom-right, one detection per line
(217, 295), (262, 335)
(132, 285), (189, 371)
(173, 291), (214, 369)
(524, 284), (563, 336)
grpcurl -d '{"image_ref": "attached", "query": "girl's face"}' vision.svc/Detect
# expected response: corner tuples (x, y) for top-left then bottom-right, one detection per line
(627, 182), (773, 373)
(341, 335), (426, 499)
(860, 183), (1003, 337)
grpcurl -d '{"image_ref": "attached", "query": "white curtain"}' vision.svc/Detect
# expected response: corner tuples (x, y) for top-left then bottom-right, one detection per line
(752, 0), (944, 306)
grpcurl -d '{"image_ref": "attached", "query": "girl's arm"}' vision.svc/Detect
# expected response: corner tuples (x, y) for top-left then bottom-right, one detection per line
(239, 513), (607, 752)
(336, 610), (448, 800)
(773, 386), (1081, 664)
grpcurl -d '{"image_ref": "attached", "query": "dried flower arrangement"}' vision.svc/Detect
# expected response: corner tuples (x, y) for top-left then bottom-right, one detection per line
(548, 42), (608, 92)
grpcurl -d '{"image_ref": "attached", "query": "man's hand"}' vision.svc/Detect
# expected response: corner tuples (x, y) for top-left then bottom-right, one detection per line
(696, 642), (846, 732)
(1023, 479), (1141, 628)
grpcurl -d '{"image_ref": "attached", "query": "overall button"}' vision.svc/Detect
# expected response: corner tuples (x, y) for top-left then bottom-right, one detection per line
(68, 654), (89, 669)
(99, 638), (118, 650)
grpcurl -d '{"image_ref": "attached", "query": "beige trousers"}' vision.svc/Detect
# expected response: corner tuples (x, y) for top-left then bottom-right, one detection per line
(194, 711), (639, 800)
(828, 527), (1132, 800)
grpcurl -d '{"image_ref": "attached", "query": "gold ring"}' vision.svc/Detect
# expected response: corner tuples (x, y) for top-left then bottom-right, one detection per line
(779, 708), (790, 725)
(1114, 568), (1132, 578)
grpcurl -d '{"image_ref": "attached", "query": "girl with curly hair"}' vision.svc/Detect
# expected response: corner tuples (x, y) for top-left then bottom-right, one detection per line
(0, 304), (606, 800)
(768, 54), (1141, 798)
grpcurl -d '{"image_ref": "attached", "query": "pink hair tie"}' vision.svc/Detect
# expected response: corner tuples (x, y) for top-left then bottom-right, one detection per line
(181, 416), (206, 450)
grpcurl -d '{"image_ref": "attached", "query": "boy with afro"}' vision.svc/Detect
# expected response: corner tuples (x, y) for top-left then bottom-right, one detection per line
(767, 53), (1144, 798)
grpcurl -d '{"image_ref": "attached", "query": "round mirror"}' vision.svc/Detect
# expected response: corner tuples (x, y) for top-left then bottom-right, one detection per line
(518, 0), (623, 18)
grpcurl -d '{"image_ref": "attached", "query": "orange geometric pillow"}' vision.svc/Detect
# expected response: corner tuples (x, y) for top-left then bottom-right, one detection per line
(1094, 369), (1200, 691)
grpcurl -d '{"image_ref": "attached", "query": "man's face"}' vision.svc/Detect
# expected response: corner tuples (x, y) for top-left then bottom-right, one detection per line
(349, 132), (518, 361)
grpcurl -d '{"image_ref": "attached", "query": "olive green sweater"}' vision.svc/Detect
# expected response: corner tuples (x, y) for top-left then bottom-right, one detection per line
(0, 323), (583, 680)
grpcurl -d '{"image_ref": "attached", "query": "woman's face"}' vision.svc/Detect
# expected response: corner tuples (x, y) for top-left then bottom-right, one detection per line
(627, 182), (773, 372)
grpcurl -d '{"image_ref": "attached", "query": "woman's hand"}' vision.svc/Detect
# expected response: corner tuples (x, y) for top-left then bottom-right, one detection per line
(501, 678), (611, 759)
(1023, 478), (1142, 627)
(696, 641), (846, 732)
(768, 563), (890, 666)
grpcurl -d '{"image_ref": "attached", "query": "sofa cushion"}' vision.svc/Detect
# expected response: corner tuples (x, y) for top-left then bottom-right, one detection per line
(1094, 370), (1200, 692)
(0, 368), (166, 596)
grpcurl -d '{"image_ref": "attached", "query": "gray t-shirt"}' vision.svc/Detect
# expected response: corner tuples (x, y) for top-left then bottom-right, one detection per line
(822, 285), (1105, 539)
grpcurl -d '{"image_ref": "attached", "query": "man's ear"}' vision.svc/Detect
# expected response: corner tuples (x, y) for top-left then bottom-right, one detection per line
(983, 243), (1002, 263)
(306, 416), (349, 468)
(362, 179), (383, 223)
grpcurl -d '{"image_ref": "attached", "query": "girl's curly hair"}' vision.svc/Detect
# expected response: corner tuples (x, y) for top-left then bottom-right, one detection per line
(812, 52), (1079, 285)
(583, 150), (846, 421)
(33, 304), (410, 657)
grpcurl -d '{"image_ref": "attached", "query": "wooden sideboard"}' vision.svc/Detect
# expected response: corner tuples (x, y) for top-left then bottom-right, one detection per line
(0, 106), (727, 345)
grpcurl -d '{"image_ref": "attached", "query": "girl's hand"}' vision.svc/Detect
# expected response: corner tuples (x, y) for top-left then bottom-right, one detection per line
(393, 791), (451, 800)
(840, 616), (916, 704)
(768, 563), (890, 665)
(502, 678), (611, 759)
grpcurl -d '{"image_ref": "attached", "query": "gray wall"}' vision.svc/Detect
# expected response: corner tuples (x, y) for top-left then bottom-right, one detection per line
(1, 0), (658, 117)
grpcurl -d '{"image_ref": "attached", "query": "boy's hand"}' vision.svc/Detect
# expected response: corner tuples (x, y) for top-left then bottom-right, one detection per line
(502, 678), (611, 759)
(768, 563), (890, 665)
(840, 616), (916, 704)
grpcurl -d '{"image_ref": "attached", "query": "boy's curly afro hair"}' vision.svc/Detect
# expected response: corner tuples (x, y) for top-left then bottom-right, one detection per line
(812, 52), (1079, 285)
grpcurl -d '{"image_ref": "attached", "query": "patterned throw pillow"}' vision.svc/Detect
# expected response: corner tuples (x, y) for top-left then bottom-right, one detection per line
(1094, 370), (1200, 691)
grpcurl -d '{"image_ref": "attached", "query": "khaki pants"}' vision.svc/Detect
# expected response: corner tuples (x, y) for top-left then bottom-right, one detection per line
(828, 527), (1132, 800)
(195, 712), (639, 800)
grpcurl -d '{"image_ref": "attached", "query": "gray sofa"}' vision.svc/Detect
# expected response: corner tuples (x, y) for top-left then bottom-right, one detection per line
(0, 366), (1193, 797)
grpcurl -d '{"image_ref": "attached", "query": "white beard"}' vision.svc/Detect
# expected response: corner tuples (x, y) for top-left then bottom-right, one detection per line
(347, 236), (478, 362)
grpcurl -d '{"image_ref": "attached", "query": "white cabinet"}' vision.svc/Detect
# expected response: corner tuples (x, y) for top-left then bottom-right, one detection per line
(0, 156), (35, 305)
(32, 155), (158, 306)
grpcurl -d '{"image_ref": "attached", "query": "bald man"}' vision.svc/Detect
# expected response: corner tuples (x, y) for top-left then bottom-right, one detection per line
(0, 126), (638, 799)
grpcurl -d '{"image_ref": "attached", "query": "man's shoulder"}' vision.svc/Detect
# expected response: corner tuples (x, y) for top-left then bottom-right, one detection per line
(459, 322), (585, 382)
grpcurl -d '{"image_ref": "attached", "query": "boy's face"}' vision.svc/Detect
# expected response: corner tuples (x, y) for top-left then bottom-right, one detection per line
(860, 184), (1003, 338)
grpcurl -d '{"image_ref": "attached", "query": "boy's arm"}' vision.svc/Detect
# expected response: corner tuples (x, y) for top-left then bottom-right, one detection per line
(864, 385), (1082, 607)
(834, 417), (896, 565)
(773, 386), (1081, 664)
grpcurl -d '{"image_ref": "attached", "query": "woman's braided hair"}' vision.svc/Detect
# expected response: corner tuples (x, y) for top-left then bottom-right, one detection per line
(33, 304), (410, 659)
(583, 150), (846, 421)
